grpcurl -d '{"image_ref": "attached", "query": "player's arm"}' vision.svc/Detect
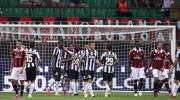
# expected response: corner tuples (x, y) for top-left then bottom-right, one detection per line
(95, 51), (102, 66)
(35, 51), (41, 72)
(10, 50), (14, 72)
(128, 50), (133, 72)
(52, 47), (57, 67)
(148, 50), (153, 71)
(114, 53), (118, 64)
(20, 50), (27, 74)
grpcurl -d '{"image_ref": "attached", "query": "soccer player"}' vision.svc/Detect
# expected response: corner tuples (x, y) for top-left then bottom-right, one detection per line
(149, 42), (166, 97)
(46, 41), (63, 96)
(158, 43), (172, 95)
(79, 44), (89, 92)
(26, 41), (41, 98)
(83, 42), (101, 97)
(68, 46), (81, 96)
(10, 40), (27, 98)
(62, 42), (75, 95)
(171, 41), (180, 98)
(129, 41), (146, 96)
(100, 44), (117, 97)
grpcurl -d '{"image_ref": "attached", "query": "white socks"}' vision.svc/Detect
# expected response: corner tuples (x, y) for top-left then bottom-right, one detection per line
(29, 83), (35, 95)
(87, 83), (94, 96)
(55, 81), (59, 95)
(172, 83), (179, 96)
(48, 78), (55, 89)
(105, 84), (110, 94)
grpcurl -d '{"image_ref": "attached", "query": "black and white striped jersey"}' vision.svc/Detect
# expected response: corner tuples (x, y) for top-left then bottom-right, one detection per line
(78, 49), (86, 71)
(70, 52), (81, 71)
(62, 50), (73, 71)
(100, 51), (117, 73)
(52, 47), (63, 68)
(83, 49), (98, 71)
(175, 49), (180, 71)
(26, 48), (40, 69)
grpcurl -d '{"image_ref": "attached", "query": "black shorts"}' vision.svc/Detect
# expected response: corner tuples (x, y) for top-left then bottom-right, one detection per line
(26, 68), (36, 81)
(64, 70), (69, 77)
(84, 71), (94, 81)
(175, 71), (180, 81)
(52, 67), (61, 81)
(80, 71), (86, 81)
(69, 70), (79, 80)
(102, 72), (114, 82)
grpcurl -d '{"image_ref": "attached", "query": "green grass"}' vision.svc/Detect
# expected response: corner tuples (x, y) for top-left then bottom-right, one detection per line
(0, 92), (179, 100)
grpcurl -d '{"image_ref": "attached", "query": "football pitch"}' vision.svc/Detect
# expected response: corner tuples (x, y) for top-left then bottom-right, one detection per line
(0, 92), (179, 100)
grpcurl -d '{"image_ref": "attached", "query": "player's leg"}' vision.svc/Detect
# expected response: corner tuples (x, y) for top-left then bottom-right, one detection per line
(27, 68), (37, 98)
(75, 71), (79, 95)
(54, 68), (61, 96)
(103, 72), (110, 97)
(10, 67), (19, 97)
(131, 67), (138, 96)
(81, 71), (86, 91)
(171, 71), (180, 98)
(63, 70), (70, 95)
(46, 68), (56, 96)
(138, 68), (146, 96)
(152, 69), (160, 97)
(18, 68), (26, 97)
(84, 71), (95, 97)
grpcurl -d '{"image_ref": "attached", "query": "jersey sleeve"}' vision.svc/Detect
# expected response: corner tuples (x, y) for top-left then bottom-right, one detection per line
(53, 47), (58, 56)
(114, 52), (117, 60)
(36, 51), (40, 59)
(128, 50), (133, 58)
(100, 52), (105, 61)
(96, 50), (98, 59)
(175, 50), (180, 58)
(22, 50), (27, 60)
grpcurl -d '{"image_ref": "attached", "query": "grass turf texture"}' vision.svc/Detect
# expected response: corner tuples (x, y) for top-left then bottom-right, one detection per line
(0, 92), (179, 100)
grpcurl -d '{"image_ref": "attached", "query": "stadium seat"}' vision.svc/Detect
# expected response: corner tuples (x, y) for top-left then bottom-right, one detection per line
(0, 16), (8, 23)
(0, 0), (8, 7)
(19, 17), (32, 23)
(90, 17), (101, 25)
(119, 18), (129, 25)
(73, 8), (90, 18)
(7, 0), (18, 7)
(43, 8), (60, 17)
(67, 17), (80, 24)
(61, 8), (75, 18)
(43, 16), (56, 23)
(3, 8), (29, 17)
(32, 8), (43, 17)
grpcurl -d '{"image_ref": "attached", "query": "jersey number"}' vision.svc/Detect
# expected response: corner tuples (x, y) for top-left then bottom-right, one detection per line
(27, 54), (33, 63)
(105, 57), (113, 66)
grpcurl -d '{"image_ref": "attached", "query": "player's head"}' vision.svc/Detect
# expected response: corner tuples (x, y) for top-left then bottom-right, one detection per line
(58, 40), (63, 49)
(134, 41), (140, 48)
(163, 43), (169, 52)
(176, 41), (180, 48)
(84, 44), (89, 50)
(68, 42), (75, 51)
(106, 44), (112, 51)
(89, 42), (95, 50)
(16, 40), (22, 49)
(156, 42), (163, 50)
(75, 46), (80, 53)
(30, 41), (35, 49)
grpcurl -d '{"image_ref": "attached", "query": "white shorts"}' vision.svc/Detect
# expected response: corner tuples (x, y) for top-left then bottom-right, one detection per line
(131, 67), (146, 80)
(161, 69), (169, 80)
(152, 69), (165, 80)
(10, 67), (26, 80)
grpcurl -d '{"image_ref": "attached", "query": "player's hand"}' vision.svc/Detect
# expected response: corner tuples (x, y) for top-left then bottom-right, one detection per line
(36, 67), (40, 72)
(161, 67), (164, 72)
(20, 68), (24, 74)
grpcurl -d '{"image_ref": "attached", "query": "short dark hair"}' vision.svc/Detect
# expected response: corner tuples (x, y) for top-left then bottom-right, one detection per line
(177, 41), (180, 47)
(106, 44), (112, 50)
(30, 41), (35, 48)
(16, 39), (22, 43)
